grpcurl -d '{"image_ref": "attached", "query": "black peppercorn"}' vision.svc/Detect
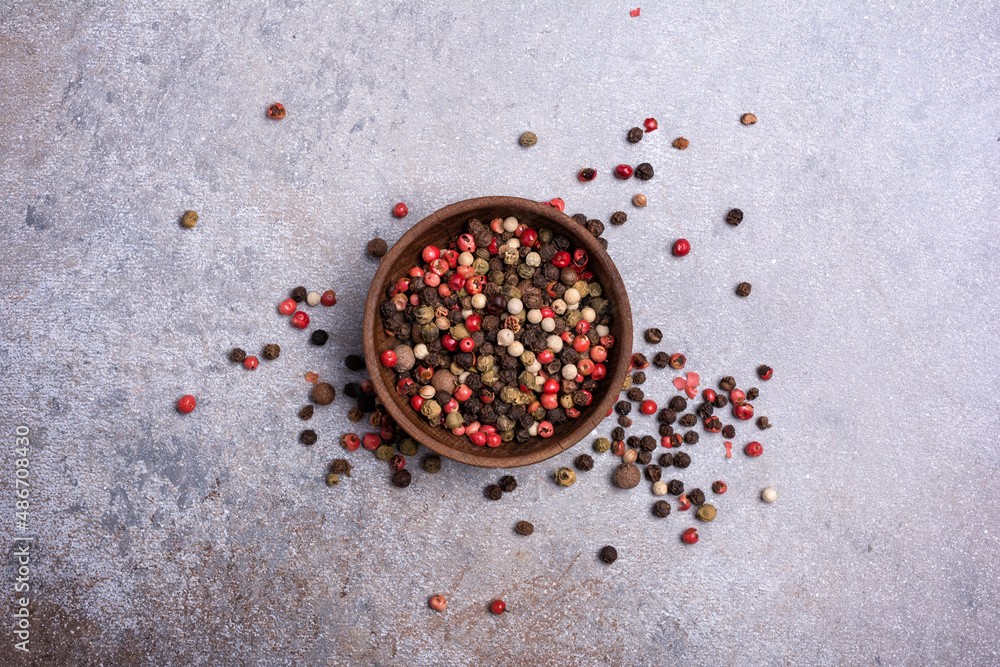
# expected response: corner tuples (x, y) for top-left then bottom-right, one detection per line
(645, 464), (662, 482)
(612, 426), (626, 441)
(610, 211), (627, 226)
(310, 329), (329, 346)
(515, 521), (534, 536)
(644, 328), (663, 344)
(652, 352), (670, 368)
(684, 431), (699, 444)
(498, 475), (518, 493)
(640, 435), (656, 452)
(485, 484), (503, 501)
(679, 414), (697, 428)
(635, 162), (654, 181)
(657, 408), (677, 424)
(658, 423), (674, 438)
(615, 400), (632, 416)
(367, 238), (388, 258)
(632, 371), (646, 385)
(726, 208), (744, 226)
(575, 454), (595, 471)
(673, 452), (691, 468)
(599, 545), (618, 564)
(291, 286), (307, 302)
(758, 416), (772, 429)
(659, 452), (673, 467)
(330, 459), (352, 477)
(636, 450), (652, 465)
(652, 500), (671, 518)
(261, 343), (280, 360)
(572, 213), (588, 225)
(299, 405), (314, 420)
(345, 355), (366, 372)
(230, 347), (246, 363)
(736, 282), (752, 297)
(747, 387), (759, 401)
(344, 382), (362, 398)
(391, 470), (412, 488)
(688, 488), (706, 505)
(627, 387), (644, 402)
(696, 402), (715, 419)
(627, 127), (643, 143)
(300, 429), (317, 445)
(585, 219), (604, 237)
(667, 479), (684, 495)
(720, 376), (736, 391)
(714, 394), (729, 408)
(722, 424), (736, 438)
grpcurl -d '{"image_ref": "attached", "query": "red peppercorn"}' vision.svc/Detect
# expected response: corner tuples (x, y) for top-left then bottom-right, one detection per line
(572, 335), (590, 353)
(538, 421), (554, 438)
(279, 298), (297, 315)
(734, 403), (754, 420)
(552, 251), (571, 269)
(459, 337), (475, 352)
(549, 198), (565, 212)
(490, 600), (506, 615)
(362, 434), (381, 451)
(291, 311), (310, 329)
(177, 395), (196, 413)
(441, 334), (458, 352)
(745, 441), (763, 457)
(321, 290), (337, 306)
(470, 432), (487, 447)
(678, 494), (691, 511)
(421, 245), (440, 263)
(672, 239), (691, 257)
(380, 350), (397, 367)
(640, 400), (657, 415)
(267, 102), (286, 119)
(730, 388), (746, 404)
(631, 353), (649, 370)
(243, 356), (259, 370)
(361, 380), (374, 393)
(341, 433), (361, 451)
(615, 164), (634, 179)
(390, 455), (405, 471)
(682, 528), (699, 544)
(520, 229), (538, 248)
(465, 314), (482, 332)
(429, 595), (447, 612)
(758, 365), (774, 381)
(591, 363), (607, 381)
(713, 481), (728, 494)
(393, 202), (408, 218)
(644, 118), (658, 132)
(669, 353), (685, 369)
(702, 389), (716, 402)
(486, 433), (502, 448)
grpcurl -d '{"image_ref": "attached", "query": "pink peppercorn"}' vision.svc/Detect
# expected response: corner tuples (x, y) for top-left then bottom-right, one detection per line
(644, 118), (658, 132)
(380, 350), (397, 367)
(341, 434), (361, 451)
(734, 403), (754, 420)
(279, 299), (296, 315)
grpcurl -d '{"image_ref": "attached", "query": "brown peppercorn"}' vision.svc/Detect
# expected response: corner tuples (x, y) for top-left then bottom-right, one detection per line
(667, 479), (684, 495)
(684, 431), (699, 445)
(367, 238), (388, 258)
(758, 416), (772, 429)
(736, 282), (752, 297)
(714, 394), (729, 409)
(633, 194), (647, 207)
(585, 218), (605, 236)
(300, 429), (317, 445)
(652, 500), (671, 518)
(644, 328), (663, 344)
(291, 286), (307, 302)
(575, 454), (595, 471)
(627, 127), (644, 143)
(696, 504), (717, 522)
(658, 423), (674, 438)
(299, 405), (314, 420)
(180, 210), (198, 228)
(741, 113), (757, 125)
(330, 459), (353, 477)
(747, 387), (759, 401)
(391, 469), (412, 488)
(612, 427), (626, 441)
(515, 521), (534, 536)
(632, 371), (646, 385)
(726, 208), (744, 226)
(721, 424), (736, 438)
(627, 387), (644, 402)
(688, 488), (706, 505)
(613, 463), (641, 489)
(719, 376), (736, 391)
(635, 163), (654, 181)
(485, 484), (503, 500)
(673, 452), (691, 469)
(617, 415), (633, 428)
(659, 452), (673, 467)
(519, 131), (537, 147)
(347, 408), (363, 422)
(645, 464), (662, 482)
(669, 396), (687, 412)
(678, 414), (697, 428)
(312, 382), (336, 406)
(498, 475), (517, 493)
(229, 347), (246, 363)
(261, 343), (280, 360)
(672, 137), (690, 150)
(599, 545), (618, 564)
(610, 211), (627, 226)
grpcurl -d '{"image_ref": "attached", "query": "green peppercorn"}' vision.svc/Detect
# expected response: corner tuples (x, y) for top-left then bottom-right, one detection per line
(422, 455), (442, 473)
(181, 210), (198, 228)
(554, 467), (577, 487)
(594, 437), (611, 453)
(325, 473), (340, 486)
(519, 131), (538, 147)
(696, 504), (717, 522)
(375, 444), (394, 461)
(398, 437), (419, 457)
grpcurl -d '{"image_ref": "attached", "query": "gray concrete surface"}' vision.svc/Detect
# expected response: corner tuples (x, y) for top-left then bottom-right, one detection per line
(2, 1), (999, 665)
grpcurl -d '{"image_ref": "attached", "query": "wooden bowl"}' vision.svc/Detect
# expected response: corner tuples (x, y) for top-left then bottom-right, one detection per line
(363, 196), (633, 468)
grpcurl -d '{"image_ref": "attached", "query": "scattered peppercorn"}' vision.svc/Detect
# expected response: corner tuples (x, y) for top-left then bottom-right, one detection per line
(757, 416), (772, 429)
(684, 431), (699, 444)
(180, 210), (198, 228)
(632, 194), (647, 207)
(261, 344), (280, 360)
(722, 424), (736, 438)
(498, 475), (517, 493)
(635, 163), (654, 181)
(515, 521), (534, 536)
(645, 464), (662, 482)
(348, 408), (363, 422)
(230, 348), (246, 363)
(633, 371), (646, 385)
(761, 487), (777, 503)
(627, 387), (644, 402)
(741, 113), (757, 125)
(618, 416), (633, 428)
(300, 430), (317, 445)
(391, 469), (411, 488)
(736, 282), (752, 297)
(673, 137), (689, 149)
(688, 488), (706, 505)
(673, 452), (691, 469)
(428, 595), (447, 611)
(312, 382), (336, 406)
(422, 455), (442, 473)
(490, 600), (506, 615)
(652, 500), (671, 517)
(712, 481), (727, 494)
(579, 168), (596, 182)
(593, 437), (611, 453)
(669, 396), (687, 412)
(291, 286), (307, 302)
(652, 352), (670, 368)
(585, 218), (605, 236)
(758, 365), (773, 380)
(267, 102), (286, 119)
(678, 414), (697, 428)
(325, 473), (339, 486)
(554, 467), (577, 486)
(610, 211), (627, 226)
(669, 353), (686, 370)
(575, 454), (595, 471)
(696, 504), (717, 522)
(659, 452), (673, 467)
(627, 127), (644, 143)
(726, 208), (744, 226)
(345, 355), (365, 371)
(616, 400), (632, 416)
(519, 131), (538, 147)
(330, 459), (352, 477)
(645, 328), (663, 344)
(622, 449), (638, 464)
(310, 330), (329, 346)
(747, 387), (759, 401)
(613, 463), (641, 489)
(299, 405), (314, 420)
(599, 545), (618, 564)
(714, 394), (729, 409)
(367, 238), (388, 258)
(375, 444), (394, 461)
(667, 479), (684, 495)
(485, 484), (503, 500)
(719, 376), (736, 391)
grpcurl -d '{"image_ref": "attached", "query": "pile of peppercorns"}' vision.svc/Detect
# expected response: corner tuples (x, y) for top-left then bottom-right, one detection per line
(375, 216), (617, 449)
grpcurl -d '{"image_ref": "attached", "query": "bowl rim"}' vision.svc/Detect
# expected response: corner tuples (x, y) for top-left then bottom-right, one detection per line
(363, 196), (633, 468)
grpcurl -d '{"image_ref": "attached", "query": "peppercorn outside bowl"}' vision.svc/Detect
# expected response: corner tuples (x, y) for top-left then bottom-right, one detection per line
(363, 196), (633, 468)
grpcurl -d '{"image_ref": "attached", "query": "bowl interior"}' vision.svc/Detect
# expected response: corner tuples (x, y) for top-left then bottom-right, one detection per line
(363, 196), (632, 468)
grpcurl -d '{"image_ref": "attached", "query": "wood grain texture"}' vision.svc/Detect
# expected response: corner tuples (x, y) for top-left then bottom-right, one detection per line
(363, 196), (633, 468)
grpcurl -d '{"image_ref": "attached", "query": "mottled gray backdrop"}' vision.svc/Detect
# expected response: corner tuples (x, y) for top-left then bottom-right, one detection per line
(1, 2), (998, 665)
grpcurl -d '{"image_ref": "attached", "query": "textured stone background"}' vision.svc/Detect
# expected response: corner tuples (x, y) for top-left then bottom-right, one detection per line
(2, 2), (999, 665)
